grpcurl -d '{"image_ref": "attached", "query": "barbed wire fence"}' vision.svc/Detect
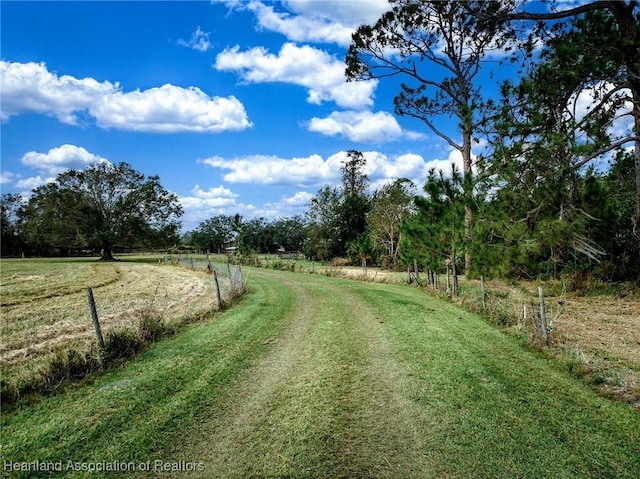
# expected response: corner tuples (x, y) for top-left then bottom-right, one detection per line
(168, 253), (247, 310)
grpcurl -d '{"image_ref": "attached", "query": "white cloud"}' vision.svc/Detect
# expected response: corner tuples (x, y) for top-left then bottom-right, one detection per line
(20, 144), (108, 176)
(214, 43), (377, 109)
(259, 191), (315, 218)
(178, 26), (212, 52)
(178, 184), (264, 231)
(0, 61), (115, 124)
(0, 61), (252, 133)
(200, 153), (342, 186)
(282, 190), (314, 206)
(216, 0), (390, 46)
(15, 176), (54, 191)
(180, 186), (239, 210)
(199, 149), (470, 190)
(307, 110), (426, 143)
(92, 84), (251, 133)
(179, 184), (245, 228)
(0, 171), (17, 185)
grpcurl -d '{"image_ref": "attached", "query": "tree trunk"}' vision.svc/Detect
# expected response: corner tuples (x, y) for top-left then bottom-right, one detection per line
(462, 129), (474, 274)
(100, 243), (116, 261)
(633, 86), (640, 230)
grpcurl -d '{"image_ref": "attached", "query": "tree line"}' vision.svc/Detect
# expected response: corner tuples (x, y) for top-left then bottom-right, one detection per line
(2, 1), (638, 281)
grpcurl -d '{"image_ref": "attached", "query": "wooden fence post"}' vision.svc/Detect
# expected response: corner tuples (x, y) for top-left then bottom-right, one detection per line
(87, 287), (105, 350)
(538, 286), (548, 343)
(452, 261), (459, 297)
(213, 271), (224, 310)
(446, 264), (451, 293)
(481, 276), (486, 310)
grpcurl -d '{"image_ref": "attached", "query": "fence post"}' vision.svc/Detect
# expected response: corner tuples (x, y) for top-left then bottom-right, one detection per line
(213, 271), (224, 310)
(414, 259), (419, 282)
(452, 261), (459, 297)
(446, 265), (451, 293)
(87, 287), (105, 350)
(481, 275), (486, 310)
(538, 286), (548, 344)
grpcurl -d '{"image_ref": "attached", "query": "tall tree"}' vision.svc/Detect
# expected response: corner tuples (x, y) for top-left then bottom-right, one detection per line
(1, 193), (23, 256)
(190, 214), (238, 253)
(305, 151), (371, 260)
(20, 162), (182, 260)
(497, 0), (640, 230)
(400, 165), (466, 274)
(339, 150), (371, 252)
(305, 186), (343, 260)
(366, 178), (416, 269)
(346, 0), (514, 272)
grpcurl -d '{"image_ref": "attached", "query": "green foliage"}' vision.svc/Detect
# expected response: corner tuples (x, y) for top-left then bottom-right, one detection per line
(367, 178), (416, 269)
(0, 193), (23, 256)
(400, 165), (466, 272)
(305, 151), (371, 260)
(347, 233), (374, 270)
(17, 162), (182, 258)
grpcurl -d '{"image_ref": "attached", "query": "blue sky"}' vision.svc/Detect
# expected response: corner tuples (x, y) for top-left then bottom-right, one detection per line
(1, 1), (566, 232)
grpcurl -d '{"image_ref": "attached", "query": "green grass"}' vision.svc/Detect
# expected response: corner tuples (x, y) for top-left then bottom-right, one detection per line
(2, 268), (639, 478)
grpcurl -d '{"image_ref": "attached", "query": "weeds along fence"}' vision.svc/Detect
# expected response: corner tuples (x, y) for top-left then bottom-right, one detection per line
(412, 271), (562, 346)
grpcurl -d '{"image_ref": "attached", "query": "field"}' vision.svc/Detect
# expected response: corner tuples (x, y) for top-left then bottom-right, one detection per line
(0, 256), (238, 400)
(2, 264), (639, 478)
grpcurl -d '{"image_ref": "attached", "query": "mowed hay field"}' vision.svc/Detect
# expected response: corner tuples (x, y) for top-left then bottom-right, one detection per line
(0, 257), (222, 399)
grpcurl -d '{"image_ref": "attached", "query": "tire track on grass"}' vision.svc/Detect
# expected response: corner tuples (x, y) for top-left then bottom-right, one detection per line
(172, 269), (433, 479)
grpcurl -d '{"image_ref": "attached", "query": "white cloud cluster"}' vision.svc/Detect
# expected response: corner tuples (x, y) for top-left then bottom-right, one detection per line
(10, 144), (109, 192)
(201, 153), (342, 185)
(179, 185), (314, 230)
(216, 0), (390, 47)
(212, 2), (427, 144)
(180, 184), (240, 211)
(308, 110), (425, 143)
(21, 144), (108, 176)
(200, 149), (466, 189)
(178, 26), (212, 52)
(181, 145), (470, 230)
(0, 61), (251, 133)
(215, 43), (377, 109)
(0, 171), (17, 185)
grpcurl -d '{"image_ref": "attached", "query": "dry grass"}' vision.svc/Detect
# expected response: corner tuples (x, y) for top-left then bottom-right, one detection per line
(551, 293), (640, 405)
(450, 277), (640, 408)
(0, 257), (227, 399)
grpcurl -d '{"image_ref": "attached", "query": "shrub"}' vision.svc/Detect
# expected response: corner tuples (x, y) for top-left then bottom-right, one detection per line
(138, 313), (169, 342)
(103, 329), (143, 362)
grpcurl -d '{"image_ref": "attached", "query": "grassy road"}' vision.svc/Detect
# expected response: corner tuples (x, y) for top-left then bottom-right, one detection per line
(2, 267), (639, 478)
